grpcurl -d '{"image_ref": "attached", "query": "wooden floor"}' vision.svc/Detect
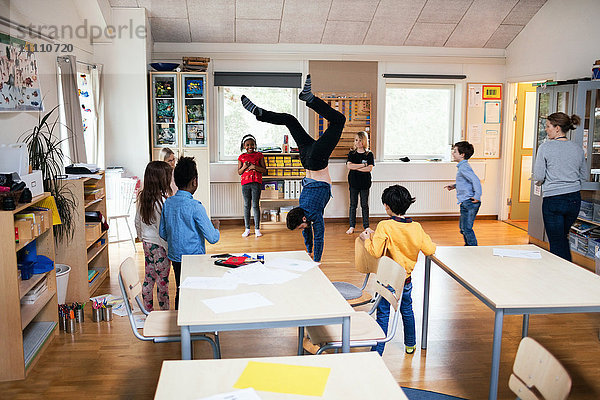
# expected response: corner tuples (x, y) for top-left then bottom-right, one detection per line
(2, 220), (599, 399)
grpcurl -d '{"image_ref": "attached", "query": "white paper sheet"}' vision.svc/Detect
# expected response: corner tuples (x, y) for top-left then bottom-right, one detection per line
(493, 248), (541, 259)
(197, 388), (262, 400)
(202, 292), (274, 314)
(181, 276), (239, 290)
(262, 257), (319, 272)
(226, 263), (300, 285)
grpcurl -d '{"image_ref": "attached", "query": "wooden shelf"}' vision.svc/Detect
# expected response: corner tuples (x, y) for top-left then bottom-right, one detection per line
(11, 193), (50, 215)
(263, 176), (304, 180)
(86, 231), (107, 250)
(23, 321), (56, 370)
(20, 289), (55, 330)
(87, 243), (108, 264)
(85, 194), (105, 208)
(577, 217), (600, 227)
(19, 270), (53, 300)
(259, 198), (299, 203)
(15, 225), (51, 252)
(266, 166), (303, 170)
(89, 267), (108, 294)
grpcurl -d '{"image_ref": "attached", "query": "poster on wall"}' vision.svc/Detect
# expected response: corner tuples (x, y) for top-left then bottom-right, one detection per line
(0, 33), (44, 112)
(466, 82), (503, 159)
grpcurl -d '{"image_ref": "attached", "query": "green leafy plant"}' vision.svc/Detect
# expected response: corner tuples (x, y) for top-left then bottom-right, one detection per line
(19, 105), (77, 242)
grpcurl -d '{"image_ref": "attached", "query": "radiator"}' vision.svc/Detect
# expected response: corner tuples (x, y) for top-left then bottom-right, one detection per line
(211, 181), (458, 218)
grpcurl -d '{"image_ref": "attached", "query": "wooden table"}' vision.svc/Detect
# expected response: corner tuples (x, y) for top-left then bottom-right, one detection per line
(154, 352), (408, 399)
(178, 251), (353, 360)
(421, 244), (600, 400)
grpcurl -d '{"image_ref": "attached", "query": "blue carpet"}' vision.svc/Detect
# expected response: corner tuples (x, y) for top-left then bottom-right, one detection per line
(401, 387), (468, 400)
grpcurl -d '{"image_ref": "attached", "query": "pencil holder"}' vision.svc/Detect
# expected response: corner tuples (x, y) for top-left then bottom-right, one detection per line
(92, 308), (102, 322)
(75, 308), (84, 323)
(58, 314), (68, 331)
(102, 305), (113, 321)
(65, 318), (76, 333)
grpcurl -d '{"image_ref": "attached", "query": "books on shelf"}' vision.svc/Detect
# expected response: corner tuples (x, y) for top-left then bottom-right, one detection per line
(88, 269), (99, 283)
(571, 220), (597, 234)
(21, 277), (48, 305)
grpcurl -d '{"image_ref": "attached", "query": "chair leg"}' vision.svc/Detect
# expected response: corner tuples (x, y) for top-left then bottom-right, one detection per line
(125, 216), (136, 249)
(214, 332), (221, 359)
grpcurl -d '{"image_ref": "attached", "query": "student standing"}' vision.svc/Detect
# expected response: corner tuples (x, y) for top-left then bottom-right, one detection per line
(237, 134), (267, 237)
(533, 112), (586, 261)
(159, 147), (178, 195)
(346, 131), (374, 235)
(241, 75), (345, 262)
(159, 156), (220, 309)
(444, 141), (482, 246)
(135, 161), (173, 311)
(360, 185), (436, 355)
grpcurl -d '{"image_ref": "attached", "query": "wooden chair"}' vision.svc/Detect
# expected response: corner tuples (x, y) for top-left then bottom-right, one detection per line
(306, 255), (406, 354)
(332, 237), (380, 307)
(118, 257), (221, 359)
(509, 337), (571, 400)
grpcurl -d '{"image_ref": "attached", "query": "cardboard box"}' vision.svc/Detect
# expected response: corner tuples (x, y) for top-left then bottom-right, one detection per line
(19, 170), (43, 197)
(85, 222), (102, 243)
(84, 187), (105, 201)
(261, 188), (281, 199)
(15, 219), (34, 241)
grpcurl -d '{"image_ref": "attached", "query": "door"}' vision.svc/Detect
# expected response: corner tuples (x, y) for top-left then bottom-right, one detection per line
(510, 83), (537, 220)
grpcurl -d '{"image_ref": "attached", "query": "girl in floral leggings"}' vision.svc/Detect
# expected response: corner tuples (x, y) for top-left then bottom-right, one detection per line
(134, 161), (173, 311)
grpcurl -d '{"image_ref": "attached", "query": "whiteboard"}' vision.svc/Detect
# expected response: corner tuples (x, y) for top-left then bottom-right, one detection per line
(466, 83), (503, 159)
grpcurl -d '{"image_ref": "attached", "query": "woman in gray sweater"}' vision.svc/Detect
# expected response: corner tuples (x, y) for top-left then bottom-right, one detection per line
(533, 112), (587, 261)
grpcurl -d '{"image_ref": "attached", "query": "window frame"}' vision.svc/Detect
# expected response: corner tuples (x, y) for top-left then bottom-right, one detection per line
(216, 86), (300, 162)
(382, 82), (460, 161)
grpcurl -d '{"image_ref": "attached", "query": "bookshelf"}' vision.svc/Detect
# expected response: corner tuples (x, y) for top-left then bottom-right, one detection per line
(260, 153), (304, 227)
(0, 193), (58, 381)
(56, 172), (110, 302)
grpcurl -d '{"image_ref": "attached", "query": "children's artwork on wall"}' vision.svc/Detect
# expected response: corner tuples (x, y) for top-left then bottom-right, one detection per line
(155, 77), (174, 98)
(156, 124), (176, 146)
(186, 102), (204, 122)
(185, 124), (205, 146)
(185, 77), (203, 98)
(0, 33), (44, 112)
(156, 99), (175, 122)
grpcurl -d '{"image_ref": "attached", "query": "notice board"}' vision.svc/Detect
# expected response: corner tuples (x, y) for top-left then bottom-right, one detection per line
(466, 83), (503, 159)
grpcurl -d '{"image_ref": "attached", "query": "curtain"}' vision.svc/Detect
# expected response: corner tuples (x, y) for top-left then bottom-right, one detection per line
(57, 55), (87, 163)
(91, 64), (105, 169)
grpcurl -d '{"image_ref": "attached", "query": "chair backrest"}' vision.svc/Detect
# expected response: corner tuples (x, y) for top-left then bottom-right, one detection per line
(354, 236), (380, 274)
(108, 178), (137, 217)
(120, 256), (143, 303)
(509, 337), (571, 400)
(373, 256), (407, 311)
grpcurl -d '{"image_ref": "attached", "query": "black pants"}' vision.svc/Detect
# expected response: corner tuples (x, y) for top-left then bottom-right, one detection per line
(171, 261), (181, 310)
(349, 187), (370, 229)
(257, 96), (345, 170)
(542, 191), (580, 261)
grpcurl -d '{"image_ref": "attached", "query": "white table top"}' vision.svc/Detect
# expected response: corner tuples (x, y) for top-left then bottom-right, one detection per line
(431, 244), (600, 309)
(178, 251), (353, 326)
(154, 352), (408, 400)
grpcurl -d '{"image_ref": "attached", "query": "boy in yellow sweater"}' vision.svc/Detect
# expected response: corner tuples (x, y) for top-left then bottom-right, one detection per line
(360, 184), (436, 355)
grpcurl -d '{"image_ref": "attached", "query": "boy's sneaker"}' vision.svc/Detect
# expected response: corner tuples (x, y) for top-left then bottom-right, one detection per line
(405, 345), (416, 354)
(242, 229), (251, 237)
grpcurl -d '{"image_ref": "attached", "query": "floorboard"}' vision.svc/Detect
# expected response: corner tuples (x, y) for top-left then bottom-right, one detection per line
(1, 220), (599, 399)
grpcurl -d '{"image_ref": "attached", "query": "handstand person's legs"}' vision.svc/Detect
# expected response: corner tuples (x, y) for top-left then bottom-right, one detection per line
(307, 96), (345, 162)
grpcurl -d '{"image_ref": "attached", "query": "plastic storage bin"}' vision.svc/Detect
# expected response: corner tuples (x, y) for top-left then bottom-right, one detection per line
(55, 264), (71, 305)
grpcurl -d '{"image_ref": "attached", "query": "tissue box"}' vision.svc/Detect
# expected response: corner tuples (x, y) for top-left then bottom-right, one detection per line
(19, 170), (44, 197)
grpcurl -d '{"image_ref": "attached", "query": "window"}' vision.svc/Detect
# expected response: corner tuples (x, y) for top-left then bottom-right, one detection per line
(384, 84), (455, 159)
(219, 86), (298, 160)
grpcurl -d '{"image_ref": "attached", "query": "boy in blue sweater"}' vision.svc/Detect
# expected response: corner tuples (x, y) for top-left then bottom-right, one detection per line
(159, 156), (220, 309)
(444, 141), (482, 246)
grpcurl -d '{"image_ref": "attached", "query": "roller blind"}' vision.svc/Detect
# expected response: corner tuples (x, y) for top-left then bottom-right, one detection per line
(213, 72), (302, 88)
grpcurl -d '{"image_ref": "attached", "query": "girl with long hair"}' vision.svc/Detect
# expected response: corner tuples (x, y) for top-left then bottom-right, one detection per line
(134, 161), (173, 310)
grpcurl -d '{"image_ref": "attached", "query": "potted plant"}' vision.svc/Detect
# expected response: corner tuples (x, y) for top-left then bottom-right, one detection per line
(19, 106), (77, 242)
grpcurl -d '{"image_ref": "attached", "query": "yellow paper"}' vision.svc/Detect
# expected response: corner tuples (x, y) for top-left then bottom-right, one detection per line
(233, 361), (330, 396)
(35, 196), (62, 225)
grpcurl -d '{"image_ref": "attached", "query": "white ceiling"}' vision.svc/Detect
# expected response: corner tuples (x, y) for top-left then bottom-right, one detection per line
(108, 0), (546, 49)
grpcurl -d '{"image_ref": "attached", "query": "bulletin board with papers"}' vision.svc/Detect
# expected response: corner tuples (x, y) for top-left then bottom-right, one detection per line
(466, 83), (503, 159)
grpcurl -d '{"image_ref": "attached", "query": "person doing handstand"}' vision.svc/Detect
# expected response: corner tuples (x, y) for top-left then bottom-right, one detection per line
(241, 75), (345, 262)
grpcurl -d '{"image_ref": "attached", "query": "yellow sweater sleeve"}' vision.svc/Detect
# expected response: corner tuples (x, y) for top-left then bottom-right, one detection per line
(364, 225), (388, 258)
(421, 230), (436, 256)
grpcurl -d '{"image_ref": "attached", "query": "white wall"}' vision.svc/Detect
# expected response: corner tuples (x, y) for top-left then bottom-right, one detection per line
(94, 7), (149, 179)
(154, 43), (506, 218)
(0, 0), (93, 147)
(506, 0), (600, 81)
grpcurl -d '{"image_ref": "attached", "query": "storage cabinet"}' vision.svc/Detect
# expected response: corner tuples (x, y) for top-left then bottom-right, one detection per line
(149, 72), (210, 212)
(0, 193), (58, 381)
(55, 172), (110, 302)
(259, 153), (304, 228)
(528, 80), (600, 270)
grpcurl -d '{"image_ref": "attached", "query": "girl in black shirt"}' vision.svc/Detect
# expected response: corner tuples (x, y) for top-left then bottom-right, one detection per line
(346, 131), (374, 234)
